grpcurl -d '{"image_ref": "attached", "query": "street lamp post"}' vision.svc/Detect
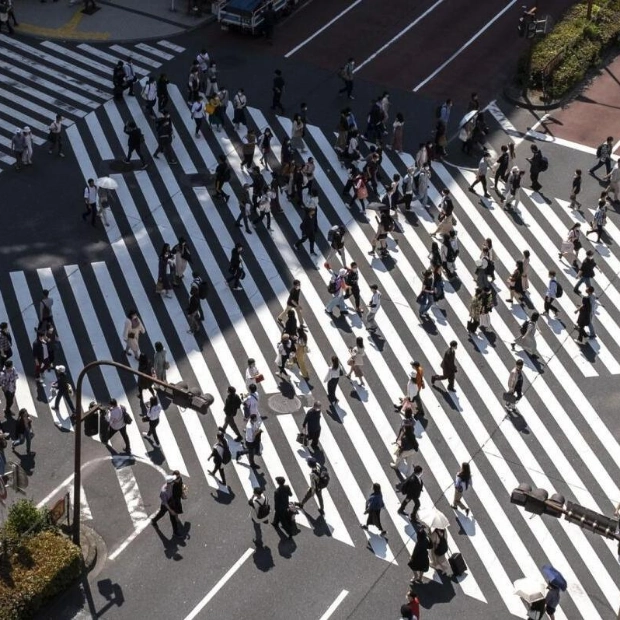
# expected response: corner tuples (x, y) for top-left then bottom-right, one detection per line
(72, 359), (213, 546)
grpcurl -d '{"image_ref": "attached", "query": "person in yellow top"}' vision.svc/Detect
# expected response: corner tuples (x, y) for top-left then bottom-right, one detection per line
(206, 95), (222, 132)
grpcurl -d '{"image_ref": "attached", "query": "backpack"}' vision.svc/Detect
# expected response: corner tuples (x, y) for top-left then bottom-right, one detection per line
(596, 143), (603, 158)
(327, 275), (340, 295)
(327, 225), (339, 243)
(519, 319), (529, 336)
(242, 398), (251, 418)
(555, 282), (563, 298)
(198, 280), (208, 300)
(256, 499), (270, 519)
(221, 441), (231, 464)
(540, 156), (549, 172)
(317, 465), (330, 489)
(384, 217), (395, 232)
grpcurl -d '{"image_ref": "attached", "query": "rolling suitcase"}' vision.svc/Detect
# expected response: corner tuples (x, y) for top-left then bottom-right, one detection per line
(449, 552), (467, 577)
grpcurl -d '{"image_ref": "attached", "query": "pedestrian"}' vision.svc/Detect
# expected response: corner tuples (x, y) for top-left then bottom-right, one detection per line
(493, 144), (510, 193)
(346, 336), (365, 386)
(605, 159), (620, 201)
(277, 280), (303, 327)
(365, 284), (382, 332)
(586, 199), (607, 243)
(569, 168), (582, 209)
(196, 49), (210, 89)
(338, 57), (355, 99)
(242, 384), (260, 422)
(97, 186), (111, 227)
(123, 120), (148, 169)
(526, 144), (545, 190)
(468, 150), (492, 198)
(205, 62), (218, 97)
(272, 477), (295, 538)
(11, 409), (32, 454)
(112, 60), (125, 99)
(503, 166), (524, 210)
(574, 249), (597, 295)
(511, 311), (540, 358)
(361, 483), (386, 536)
(151, 472), (183, 538)
(408, 528), (430, 583)
(391, 113), (405, 153)
(141, 76), (158, 118)
(505, 358), (524, 411)
(585, 286), (598, 339)
(21, 126), (33, 166)
(226, 242), (245, 291)
(275, 333), (294, 377)
(344, 262), (362, 315)
(249, 486), (270, 547)
(222, 386), (243, 442)
(240, 128), (257, 172)
(82, 178), (98, 226)
(137, 353), (155, 403)
(574, 292), (592, 345)
(232, 88), (247, 130)
(294, 327), (310, 381)
(10, 128), (25, 171)
(244, 359), (263, 389)
(281, 309), (297, 339)
(48, 114), (64, 157)
(324, 225), (346, 268)
(417, 269), (435, 320)
(0, 322), (12, 369)
(431, 189), (455, 237)
(235, 183), (252, 233)
(505, 260), (525, 305)
(142, 395), (161, 448)
(417, 163), (431, 209)
(206, 93), (223, 132)
(294, 208), (317, 255)
(431, 341), (458, 392)
(6, 0), (16, 27)
(236, 413), (262, 469)
(429, 527), (452, 575)
(214, 154), (231, 201)
(208, 429), (231, 488)
(153, 341), (168, 383)
(171, 236), (192, 285)
(253, 190), (274, 232)
(123, 57), (136, 96)
(184, 287), (201, 335)
(451, 462), (472, 515)
(545, 584), (561, 620)
(156, 73), (170, 113)
(295, 458), (328, 515)
(157, 243), (174, 298)
(391, 410), (418, 476)
(0, 0), (14, 34)
(190, 96), (205, 137)
(122, 309), (145, 360)
(542, 270), (561, 317)
(258, 128), (273, 170)
(459, 116), (475, 155)
(32, 331), (51, 385)
(558, 222), (582, 270)
(271, 69), (285, 113)
(291, 114), (306, 153)
(590, 136), (614, 176)
(324, 355), (343, 404)
(51, 364), (75, 413)
(153, 112), (177, 164)
(104, 399), (131, 453)
(398, 464), (424, 522)
(302, 401), (322, 451)
(468, 288), (482, 335)
(521, 249), (531, 294)
(0, 359), (17, 416)
(188, 66), (201, 103)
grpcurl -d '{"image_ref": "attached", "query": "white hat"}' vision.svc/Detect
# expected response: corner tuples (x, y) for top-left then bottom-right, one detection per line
(165, 475), (177, 483)
(15, 128), (21, 134)
(338, 268), (347, 276)
(56, 365), (66, 374)
(23, 126), (30, 132)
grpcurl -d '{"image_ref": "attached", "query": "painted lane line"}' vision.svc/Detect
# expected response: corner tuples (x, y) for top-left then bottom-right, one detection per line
(413, 0), (517, 92)
(318, 589), (349, 620)
(85, 113), (114, 161)
(355, 0), (446, 72)
(183, 548), (253, 620)
(79, 485), (93, 521)
(156, 40), (185, 53)
(135, 43), (174, 61)
(109, 45), (162, 69)
(76, 44), (150, 76)
(284, 0), (365, 58)
(114, 461), (148, 529)
(40, 40), (120, 77)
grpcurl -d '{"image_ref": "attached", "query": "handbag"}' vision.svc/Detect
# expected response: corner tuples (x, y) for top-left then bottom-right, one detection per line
(253, 373), (265, 383)
(122, 408), (133, 425)
(181, 483), (189, 500)
(347, 357), (355, 367)
(296, 432), (308, 446)
(503, 391), (517, 404)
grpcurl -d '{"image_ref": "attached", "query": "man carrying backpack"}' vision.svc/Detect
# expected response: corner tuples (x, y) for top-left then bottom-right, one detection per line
(208, 429), (231, 489)
(526, 144), (546, 191)
(325, 268), (349, 316)
(590, 136), (614, 177)
(249, 486), (270, 547)
(295, 458), (328, 515)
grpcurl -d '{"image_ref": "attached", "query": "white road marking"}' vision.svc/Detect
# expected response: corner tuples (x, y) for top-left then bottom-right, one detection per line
(318, 589), (349, 620)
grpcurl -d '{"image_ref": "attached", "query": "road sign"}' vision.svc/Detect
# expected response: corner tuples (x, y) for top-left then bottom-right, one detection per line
(8, 462), (29, 492)
(50, 496), (66, 525)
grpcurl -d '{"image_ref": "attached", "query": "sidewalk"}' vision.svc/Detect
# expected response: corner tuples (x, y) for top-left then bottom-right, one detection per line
(12, 0), (214, 42)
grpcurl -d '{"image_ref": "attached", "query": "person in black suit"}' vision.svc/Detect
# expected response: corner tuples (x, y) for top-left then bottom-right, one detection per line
(272, 476), (294, 538)
(398, 465), (424, 522)
(431, 340), (458, 392)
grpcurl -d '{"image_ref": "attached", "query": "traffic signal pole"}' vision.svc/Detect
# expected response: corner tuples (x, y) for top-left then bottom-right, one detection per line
(72, 360), (213, 546)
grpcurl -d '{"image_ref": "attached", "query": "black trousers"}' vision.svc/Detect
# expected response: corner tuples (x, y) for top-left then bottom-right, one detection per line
(107, 425), (130, 451)
(222, 414), (242, 438)
(339, 79), (353, 97)
(272, 91), (284, 113)
(543, 296), (559, 314)
(400, 496), (421, 520)
(126, 144), (146, 165)
(296, 235), (315, 253)
(327, 377), (339, 402)
(345, 286), (361, 311)
(152, 504), (179, 534)
(272, 508), (294, 535)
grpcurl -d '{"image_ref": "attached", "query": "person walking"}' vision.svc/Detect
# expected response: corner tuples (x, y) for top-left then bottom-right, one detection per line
(232, 88), (248, 130)
(391, 411), (419, 476)
(574, 293), (592, 345)
(190, 96), (205, 138)
(156, 73), (170, 113)
(123, 121), (148, 169)
(236, 413), (263, 470)
(0, 322), (13, 369)
(153, 341), (168, 383)
(153, 112), (177, 164)
(277, 280), (303, 326)
(294, 327), (310, 381)
(249, 486), (270, 548)
(258, 128), (274, 170)
(208, 429), (231, 488)
(151, 472), (183, 538)
(527, 144), (545, 190)
(398, 464), (424, 523)
(346, 336), (365, 386)
(545, 584), (561, 620)
(506, 261), (525, 305)
(324, 355), (343, 404)
(240, 129), (257, 172)
(185, 287), (202, 335)
(585, 286), (598, 339)
(0, 359), (18, 416)
(51, 365), (75, 414)
(244, 359), (262, 390)
(157, 243), (174, 298)
(137, 353), (155, 403)
(408, 527), (431, 583)
(122, 310), (145, 360)
(451, 462), (472, 515)
(302, 401), (322, 451)
(431, 341), (458, 392)
(141, 76), (158, 118)
(214, 154), (231, 201)
(365, 284), (382, 332)
(0, 0), (14, 34)
(569, 168), (582, 209)
(468, 150), (492, 198)
(586, 199), (607, 243)
(295, 458), (327, 516)
(505, 359), (524, 411)
(82, 178), (98, 226)
(272, 477), (294, 538)
(275, 333), (294, 377)
(338, 57), (355, 99)
(429, 527), (452, 576)
(10, 128), (25, 171)
(32, 331), (51, 385)
(574, 249), (597, 294)
(37, 290), (54, 333)
(104, 399), (131, 453)
(271, 69), (285, 113)
(222, 386), (243, 442)
(361, 483), (386, 536)
(543, 271), (561, 317)
(11, 408), (33, 455)
(142, 395), (161, 448)
(226, 243), (244, 291)
(558, 222), (582, 270)
(48, 114), (64, 157)
(123, 57), (137, 96)
(605, 159), (620, 202)
(493, 144), (510, 194)
(21, 126), (33, 166)
(589, 136), (614, 176)
(325, 268), (349, 316)
(253, 189), (274, 232)
(511, 312), (541, 358)
(391, 113), (405, 153)
(343, 262), (362, 315)
(502, 166), (524, 210)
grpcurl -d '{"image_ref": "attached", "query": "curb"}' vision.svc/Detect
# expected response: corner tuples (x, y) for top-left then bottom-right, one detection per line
(79, 523), (107, 575)
(501, 85), (567, 111)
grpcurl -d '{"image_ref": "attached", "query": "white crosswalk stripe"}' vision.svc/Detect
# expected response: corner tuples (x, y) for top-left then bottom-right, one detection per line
(3, 75), (620, 618)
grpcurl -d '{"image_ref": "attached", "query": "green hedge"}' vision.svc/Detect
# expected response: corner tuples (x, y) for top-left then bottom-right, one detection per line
(525, 0), (620, 98)
(0, 501), (83, 620)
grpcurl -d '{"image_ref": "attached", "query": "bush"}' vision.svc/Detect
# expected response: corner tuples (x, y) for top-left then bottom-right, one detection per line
(524, 0), (620, 98)
(3, 500), (52, 539)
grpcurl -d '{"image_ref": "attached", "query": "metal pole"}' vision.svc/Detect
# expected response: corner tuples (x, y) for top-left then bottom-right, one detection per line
(587, 0), (593, 20)
(72, 359), (203, 546)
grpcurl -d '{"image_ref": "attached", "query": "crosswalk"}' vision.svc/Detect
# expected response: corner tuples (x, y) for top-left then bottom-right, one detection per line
(1, 43), (620, 617)
(0, 35), (185, 171)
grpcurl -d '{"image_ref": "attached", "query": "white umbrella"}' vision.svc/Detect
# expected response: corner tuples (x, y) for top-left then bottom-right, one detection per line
(513, 577), (546, 604)
(458, 110), (478, 129)
(418, 507), (450, 530)
(96, 176), (118, 190)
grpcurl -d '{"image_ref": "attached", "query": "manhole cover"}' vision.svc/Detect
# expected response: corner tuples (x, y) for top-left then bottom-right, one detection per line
(268, 394), (301, 413)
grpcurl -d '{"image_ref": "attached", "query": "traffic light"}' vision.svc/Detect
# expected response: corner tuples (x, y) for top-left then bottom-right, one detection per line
(564, 501), (619, 539)
(510, 483), (565, 518)
(518, 7), (537, 38)
(163, 382), (214, 415)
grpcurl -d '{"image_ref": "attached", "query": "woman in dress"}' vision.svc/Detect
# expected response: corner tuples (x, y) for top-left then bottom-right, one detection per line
(153, 341), (168, 383)
(324, 355), (342, 404)
(291, 113), (306, 153)
(391, 112), (404, 153)
(157, 243), (174, 298)
(361, 483), (386, 537)
(346, 336), (365, 387)
(451, 461), (472, 515)
(408, 527), (431, 582)
(122, 309), (145, 360)
(505, 260), (525, 305)
(294, 327), (310, 381)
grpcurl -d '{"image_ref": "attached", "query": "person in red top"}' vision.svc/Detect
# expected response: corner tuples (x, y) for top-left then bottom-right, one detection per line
(406, 585), (420, 619)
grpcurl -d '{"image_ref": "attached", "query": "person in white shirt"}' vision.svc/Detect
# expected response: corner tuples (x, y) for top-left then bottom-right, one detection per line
(142, 395), (161, 447)
(248, 486), (269, 547)
(22, 126), (33, 166)
(324, 355), (343, 404)
(233, 89), (247, 129)
(122, 309), (145, 360)
(48, 114), (64, 156)
(236, 413), (262, 469)
(543, 271), (560, 316)
(82, 178), (98, 226)
(105, 398), (131, 453)
(243, 384), (260, 420)
(190, 97), (205, 138)
(244, 358), (261, 388)
(365, 284), (381, 332)
(123, 57), (136, 96)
